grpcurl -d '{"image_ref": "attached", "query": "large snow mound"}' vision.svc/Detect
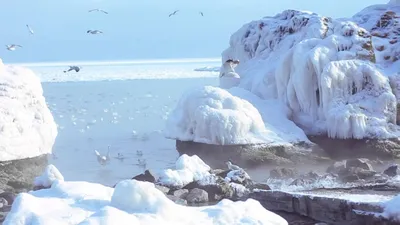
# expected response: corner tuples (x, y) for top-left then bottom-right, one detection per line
(0, 59), (57, 161)
(383, 194), (400, 221)
(158, 154), (211, 188)
(164, 85), (286, 145)
(34, 164), (64, 188)
(221, 6), (400, 139)
(4, 179), (288, 225)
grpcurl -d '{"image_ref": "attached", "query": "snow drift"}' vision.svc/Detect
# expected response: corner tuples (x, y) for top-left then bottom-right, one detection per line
(4, 179), (288, 225)
(220, 3), (400, 140)
(0, 59), (57, 161)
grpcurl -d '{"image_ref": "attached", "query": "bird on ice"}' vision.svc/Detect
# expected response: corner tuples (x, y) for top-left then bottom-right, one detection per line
(26, 24), (34, 35)
(169, 10), (179, 17)
(219, 59), (241, 89)
(94, 146), (111, 166)
(226, 161), (242, 171)
(64, 66), (81, 73)
(88, 8), (108, 14)
(87, 30), (103, 34)
(5, 44), (22, 51)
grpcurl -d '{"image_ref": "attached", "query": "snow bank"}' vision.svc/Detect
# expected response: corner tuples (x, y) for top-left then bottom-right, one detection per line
(194, 66), (221, 72)
(4, 179), (288, 225)
(165, 86), (283, 145)
(158, 154), (211, 188)
(0, 59), (57, 161)
(383, 194), (400, 221)
(33, 164), (64, 188)
(221, 6), (400, 139)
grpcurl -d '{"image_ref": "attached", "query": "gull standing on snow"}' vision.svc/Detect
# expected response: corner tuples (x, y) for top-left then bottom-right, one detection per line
(88, 8), (108, 14)
(94, 146), (111, 166)
(169, 10), (179, 17)
(219, 59), (241, 89)
(226, 161), (242, 171)
(5, 44), (22, 51)
(26, 24), (34, 35)
(87, 30), (103, 34)
(64, 66), (81, 73)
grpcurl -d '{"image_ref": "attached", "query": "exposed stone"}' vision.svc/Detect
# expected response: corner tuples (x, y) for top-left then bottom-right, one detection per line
(172, 189), (189, 199)
(132, 170), (156, 183)
(384, 164), (399, 177)
(326, 160), (346, 174)
(248, 183), (271, 191)
(183, 177), (234, 202)
(166, 195), (187, 206)
(186, 188), (209, 204)
(270, 168), (298, 179)
(155, 185), (170, 195)
(338, 167), (377, 183)
(0, 155), (48, 193)
(0, 192), (15, 205)
(345, 158), (373, 171)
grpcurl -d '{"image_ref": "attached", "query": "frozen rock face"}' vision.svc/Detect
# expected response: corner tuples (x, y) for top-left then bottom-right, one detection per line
(0, 59), (57, 161)
(222, 7), (400, 140)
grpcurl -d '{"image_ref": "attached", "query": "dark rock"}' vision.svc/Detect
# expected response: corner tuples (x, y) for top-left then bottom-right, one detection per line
(172, 189), (189, 199)
(0, 154), (48, 193)
(326, 160), (346, 174)
(183, 176), (234, 201)
(0, 198), (8, 208)
(33, 185), (49, 191)
(270, 168), (298, 179)
(0, 192), (15, 205)
(216, 170), (230, 179)
(339, 167), (377, 182)
(227, 169), (253, 187)
(384, 164), (399, 177)
(132, 170), (156, 183)
(167, 195), (187, 205)
(186, 188), (209, 204)
(248, 183), (271, 191)
(155, 185), (170, 195)
(345, 158), (373, 171)
(248, 190), (395, 225)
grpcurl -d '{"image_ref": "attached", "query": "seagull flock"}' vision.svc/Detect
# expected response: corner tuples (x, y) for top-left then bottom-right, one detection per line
(5, 8), (204, 73)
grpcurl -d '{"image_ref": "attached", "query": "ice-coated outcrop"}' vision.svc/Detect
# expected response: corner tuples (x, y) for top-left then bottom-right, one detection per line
(221, 3), (400, 140)
(0, 59), (57, 161)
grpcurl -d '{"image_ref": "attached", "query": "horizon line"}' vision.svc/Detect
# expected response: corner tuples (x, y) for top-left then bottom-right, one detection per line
(8, 57), (222, 67)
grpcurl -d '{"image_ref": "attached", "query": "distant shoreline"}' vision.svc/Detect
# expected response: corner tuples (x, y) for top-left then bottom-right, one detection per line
(8, 57), (222, 67)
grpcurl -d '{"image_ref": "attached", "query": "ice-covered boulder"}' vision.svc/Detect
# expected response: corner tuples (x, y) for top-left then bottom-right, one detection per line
(0, 59), (57, 161)
(33, 164), (64, 190)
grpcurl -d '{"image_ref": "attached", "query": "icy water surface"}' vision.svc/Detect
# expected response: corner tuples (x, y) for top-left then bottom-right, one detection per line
(38, 63), (218, 186)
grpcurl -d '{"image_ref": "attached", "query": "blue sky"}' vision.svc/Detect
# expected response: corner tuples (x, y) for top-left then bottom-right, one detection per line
(0, 0), (388, 63)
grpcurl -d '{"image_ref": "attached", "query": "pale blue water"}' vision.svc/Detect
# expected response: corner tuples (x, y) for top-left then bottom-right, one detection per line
(36, 61), (219, 186)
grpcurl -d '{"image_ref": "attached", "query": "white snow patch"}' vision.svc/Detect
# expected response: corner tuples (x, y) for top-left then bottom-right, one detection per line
(34, 164), (64, 188)
(165, 86), (283, 145)
(4, 179), (288, 225)
(0, 59), (57, 161)
(157, 154), (211, 188)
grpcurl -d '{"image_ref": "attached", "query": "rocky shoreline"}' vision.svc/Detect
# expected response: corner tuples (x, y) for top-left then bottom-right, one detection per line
(129, 157), (400, 225)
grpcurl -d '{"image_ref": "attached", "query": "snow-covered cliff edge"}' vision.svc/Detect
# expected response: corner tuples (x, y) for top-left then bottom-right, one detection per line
(0, 59), (57, 161)
(222, 2), (400, 140)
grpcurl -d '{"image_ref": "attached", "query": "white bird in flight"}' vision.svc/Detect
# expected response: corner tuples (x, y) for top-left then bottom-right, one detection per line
(64, 66), (81, 73)
(87, 30), (103, 34)
(94, 146), (111, 166)
(169, 10), (179, 17)
(26, 24), (34, 35)
(5, 44), (22, 51)
(88, 8), (108, 14)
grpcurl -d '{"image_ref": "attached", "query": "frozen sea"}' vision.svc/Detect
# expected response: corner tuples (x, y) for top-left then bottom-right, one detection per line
(24, 58), (221, 187)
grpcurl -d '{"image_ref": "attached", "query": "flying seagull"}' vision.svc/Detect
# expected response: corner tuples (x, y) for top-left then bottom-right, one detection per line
(64, 66), (81, 73)
(87, 30), (103, 34)
(169, 10), (179, 17)
(88, 8), (108, 14)
(5, 44), (22, 51)
(94, 146), (111, 166)
(26, 24), (34, 35)
(200, 12), (204, 16)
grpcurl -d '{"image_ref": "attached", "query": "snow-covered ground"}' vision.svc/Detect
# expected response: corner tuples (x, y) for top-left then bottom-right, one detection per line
(4, 178), (288, 225)
(27, 59), (220, 186)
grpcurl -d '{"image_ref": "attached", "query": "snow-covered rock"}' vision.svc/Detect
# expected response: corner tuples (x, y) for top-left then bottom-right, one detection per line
(0, 59), (57, 161)
(158, 154), (211, 188)
(33, 164), (64, 189)
(221, 4), (400, 140)
(4, 179), (289, 225)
